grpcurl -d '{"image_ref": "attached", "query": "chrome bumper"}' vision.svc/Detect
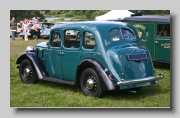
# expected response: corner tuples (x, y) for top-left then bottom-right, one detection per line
(117, 73), (164, 86)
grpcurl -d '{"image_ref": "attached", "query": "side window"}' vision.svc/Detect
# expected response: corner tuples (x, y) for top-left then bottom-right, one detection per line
(157, 24), (170, 37)
(121, 28), (136, 40)
(64, 29), (80, 48)
(109, 28), (121, 42)
(83, 31), (96, 49)
(50, 31), (61, 47)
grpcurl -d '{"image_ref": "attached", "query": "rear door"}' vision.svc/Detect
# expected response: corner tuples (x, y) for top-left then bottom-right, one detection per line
(155, 23), (170, 62)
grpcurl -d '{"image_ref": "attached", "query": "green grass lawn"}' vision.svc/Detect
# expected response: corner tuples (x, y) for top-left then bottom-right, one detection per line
(10, 37), (170, 108)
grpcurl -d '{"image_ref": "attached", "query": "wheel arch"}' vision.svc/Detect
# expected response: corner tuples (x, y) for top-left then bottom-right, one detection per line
(75, 59), (117, 91)
(16, 52), (48, 79)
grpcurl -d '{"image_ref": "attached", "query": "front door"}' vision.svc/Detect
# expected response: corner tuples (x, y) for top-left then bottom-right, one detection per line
(45, 30), (63, 79)
(155, 23), (170, 62)
(61, 29), (82, 81)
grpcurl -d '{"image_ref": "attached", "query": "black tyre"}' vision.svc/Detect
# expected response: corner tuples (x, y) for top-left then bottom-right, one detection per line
(80, 68), (103, 98)
(19, 59), (38, 84)
(32, 34), (38, 40)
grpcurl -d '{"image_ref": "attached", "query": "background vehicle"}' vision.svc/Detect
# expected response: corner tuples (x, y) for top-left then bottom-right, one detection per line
(108, 16), (171, 63)
(16, 21), (164, 98)
(19, 22), (54, 39)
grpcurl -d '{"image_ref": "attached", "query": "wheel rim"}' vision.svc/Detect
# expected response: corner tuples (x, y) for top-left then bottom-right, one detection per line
(22, 66), (33, 80)
(84, 75), (97, 94)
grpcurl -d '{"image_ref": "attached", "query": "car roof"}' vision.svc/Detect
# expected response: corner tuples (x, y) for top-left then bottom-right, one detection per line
(123, 16), (171, 22)
(52, 21), (130, 30)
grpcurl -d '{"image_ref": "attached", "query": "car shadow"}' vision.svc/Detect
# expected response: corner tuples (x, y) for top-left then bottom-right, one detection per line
(102, 85), (165, 99)
(36, 79), (166, 100)
(36, 79), (81, 93)
(153, 62), (170, 69)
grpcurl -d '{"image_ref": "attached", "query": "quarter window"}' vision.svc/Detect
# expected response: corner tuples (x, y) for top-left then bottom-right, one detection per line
(157, 24), (170, 37)
(109, 29), (121, 42)
(83, 31), (96, 49)
(64, 30), (80, 48)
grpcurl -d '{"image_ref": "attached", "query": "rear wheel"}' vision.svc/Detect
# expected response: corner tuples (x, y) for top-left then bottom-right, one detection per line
(19, 59), (38, 84)
(80, 68), (103, 98)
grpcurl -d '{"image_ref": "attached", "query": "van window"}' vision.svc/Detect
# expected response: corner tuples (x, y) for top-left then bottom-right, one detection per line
(157, 24), (170, 37)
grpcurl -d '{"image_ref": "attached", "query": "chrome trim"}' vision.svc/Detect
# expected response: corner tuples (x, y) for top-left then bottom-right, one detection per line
(26, 46), (35, 52)
(117, 73), (164, 86)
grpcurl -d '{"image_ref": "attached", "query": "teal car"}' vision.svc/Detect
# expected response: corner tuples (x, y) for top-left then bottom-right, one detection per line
(16, 21), (164, 98)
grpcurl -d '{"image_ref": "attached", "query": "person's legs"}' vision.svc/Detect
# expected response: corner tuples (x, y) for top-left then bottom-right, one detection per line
(12, 31), (15, 40)
(24, 30), (28, 41)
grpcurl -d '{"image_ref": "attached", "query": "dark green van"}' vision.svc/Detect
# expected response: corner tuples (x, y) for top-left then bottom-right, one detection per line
(108, 16), (171, 63)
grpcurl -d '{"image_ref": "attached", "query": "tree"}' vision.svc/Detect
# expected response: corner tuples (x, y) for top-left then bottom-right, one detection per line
(10, 10), (45, 22)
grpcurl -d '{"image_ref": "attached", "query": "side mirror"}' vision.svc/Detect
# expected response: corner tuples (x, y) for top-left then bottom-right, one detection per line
(46, 42), (49, 46)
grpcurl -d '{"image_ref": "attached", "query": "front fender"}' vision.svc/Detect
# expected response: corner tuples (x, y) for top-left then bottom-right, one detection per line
(16, 52), (48, 79)
(76, 59), (118, 91)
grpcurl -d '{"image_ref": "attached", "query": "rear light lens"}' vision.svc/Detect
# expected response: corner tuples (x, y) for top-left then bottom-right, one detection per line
(109, 74), (114, 80)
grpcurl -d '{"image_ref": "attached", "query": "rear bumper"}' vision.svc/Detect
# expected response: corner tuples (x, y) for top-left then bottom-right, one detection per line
(117, 73), (164, 86)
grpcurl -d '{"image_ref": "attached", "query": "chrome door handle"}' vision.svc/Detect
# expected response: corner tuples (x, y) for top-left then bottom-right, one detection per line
(58, 52), (64, 55)
(155, 41), (158, 44)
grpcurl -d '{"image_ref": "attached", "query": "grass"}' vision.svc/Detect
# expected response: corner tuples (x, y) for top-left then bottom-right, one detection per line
(10, 37), (170, 108)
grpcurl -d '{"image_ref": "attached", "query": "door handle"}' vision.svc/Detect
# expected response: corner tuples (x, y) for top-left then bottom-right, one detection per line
(58, 52), (64, 55)
(155, 41), (158, 44)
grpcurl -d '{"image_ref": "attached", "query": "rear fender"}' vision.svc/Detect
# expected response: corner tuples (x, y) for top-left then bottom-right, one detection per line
(16, 52), (48, 79)
(76, 59), (118, 91)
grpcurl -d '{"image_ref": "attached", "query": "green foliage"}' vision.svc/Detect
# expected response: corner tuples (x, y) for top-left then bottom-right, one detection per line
(10, 10), (170, 23)
(10, 10), (45, 22)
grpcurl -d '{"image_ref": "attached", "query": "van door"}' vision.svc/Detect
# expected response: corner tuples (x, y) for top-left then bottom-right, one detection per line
(132, 23), (155, 60)
(155, 23), (170, 62)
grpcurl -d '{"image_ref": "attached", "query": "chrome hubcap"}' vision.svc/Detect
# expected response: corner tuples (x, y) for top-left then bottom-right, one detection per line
(23, 66), (31, 78)
(86, 79), (94, 90)
(85, 76), (97, 93)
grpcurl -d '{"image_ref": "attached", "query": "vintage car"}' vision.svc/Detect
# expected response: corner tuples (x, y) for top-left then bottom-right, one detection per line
(16, 21), (164, 97)
(40, 28), (51, 39)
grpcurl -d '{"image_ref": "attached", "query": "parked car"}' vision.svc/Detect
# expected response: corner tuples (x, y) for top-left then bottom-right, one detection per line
(108, 16), (171, 63)
(19, 22), (54, 39)
(16, 21), (164, 98)
(54, 22), (73, 27)
(40, 28), (51, 39)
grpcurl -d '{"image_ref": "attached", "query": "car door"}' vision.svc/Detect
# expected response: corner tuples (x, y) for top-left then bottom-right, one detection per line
(155, 23), (170, 62)
(45, 30), (63, 79)
(61, 28), (82, 81)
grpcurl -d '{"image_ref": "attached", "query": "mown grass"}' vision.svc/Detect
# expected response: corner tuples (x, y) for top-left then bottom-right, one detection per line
(10, 37), (170, 108)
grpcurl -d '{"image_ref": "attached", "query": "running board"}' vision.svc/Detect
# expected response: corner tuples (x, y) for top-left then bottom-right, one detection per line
(42, 77), (75, 85)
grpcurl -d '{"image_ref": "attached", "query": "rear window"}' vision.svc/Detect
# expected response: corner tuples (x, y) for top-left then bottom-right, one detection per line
(121, 28), (136, 40)
(108, 28), (136, 42)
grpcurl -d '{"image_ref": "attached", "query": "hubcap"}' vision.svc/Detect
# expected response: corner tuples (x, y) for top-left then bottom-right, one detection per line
(86, 79), (94, 90)
(85, 76), (97, 93)
(23, 66), (32, 79)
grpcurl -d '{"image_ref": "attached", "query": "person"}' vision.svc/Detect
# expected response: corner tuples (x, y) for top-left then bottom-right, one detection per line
(28, 20), (33, 27)
(22, 18), (30, 41)
(10, 17), (17, 40)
